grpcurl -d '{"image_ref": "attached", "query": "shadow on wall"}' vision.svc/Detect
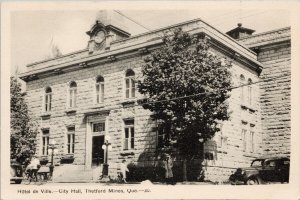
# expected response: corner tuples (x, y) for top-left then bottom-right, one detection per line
(126, 125), (218, 182)
(127, 150), (209, 182)
(126, 117), (166, 182)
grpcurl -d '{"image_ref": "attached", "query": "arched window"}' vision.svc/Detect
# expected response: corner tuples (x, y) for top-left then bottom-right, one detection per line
(44, 87), (52, 112)
(240, 75), (245, 105)
(248, 78), (253, 107)
(95, 76), (104, 104)
(125, 69), (135, 99)
(69, 81), (77, 108)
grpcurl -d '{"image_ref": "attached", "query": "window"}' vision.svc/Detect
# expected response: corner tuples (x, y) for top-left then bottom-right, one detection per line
(42, 129), (50, 155)
(216, 123), (224, 148)
(242, 129), (247, 152)
(240, 75), (245, 105)
(44, 87), (52, 112)
(248, 78), (253, 107)
(67, 127), (75, 154)
(157, 121), (170, 148)
(68, 81), (77, 108)
(93, 122), (105, 133)
(251, 160), (263, 167)
(124, 120), (134, 150)
(125, 69), (135, 99)
(250, 131), (255, 153)
(203, 139), (217, 160)
(95, 76), (104, 104)
(249, 124), (255, 153)
(265, 160), (276, 167)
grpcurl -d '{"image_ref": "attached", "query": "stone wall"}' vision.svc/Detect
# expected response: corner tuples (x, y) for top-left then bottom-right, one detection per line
(25, 47), (262, 182)
(258, 43), (291, 155)
(200, 55), (263, 182)
(239, 27), (291, 156)
(25, 55), (154, 168)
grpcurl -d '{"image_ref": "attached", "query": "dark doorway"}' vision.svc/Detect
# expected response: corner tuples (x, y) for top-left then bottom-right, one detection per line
(92, 136), (104, 166)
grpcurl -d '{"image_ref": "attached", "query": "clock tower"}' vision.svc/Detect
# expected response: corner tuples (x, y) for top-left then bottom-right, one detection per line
(86, 11), (131, 53)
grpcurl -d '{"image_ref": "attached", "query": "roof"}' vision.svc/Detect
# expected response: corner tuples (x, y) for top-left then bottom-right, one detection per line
(19, 18), (263, 81)
(238, 26), (291, 48)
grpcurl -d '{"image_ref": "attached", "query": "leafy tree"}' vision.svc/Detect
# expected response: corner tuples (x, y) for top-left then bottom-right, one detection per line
(138, 28), (232, 181)
(10, 76), (38, 164)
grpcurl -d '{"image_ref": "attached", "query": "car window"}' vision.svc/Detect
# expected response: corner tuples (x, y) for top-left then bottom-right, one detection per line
(283, 160), (290, 165)
(265, 160), (276, 167)
(251, 160), (263, 167)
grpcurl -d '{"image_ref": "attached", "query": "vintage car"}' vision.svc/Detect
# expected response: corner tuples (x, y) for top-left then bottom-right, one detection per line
(229, 156), (290, 185)
(10, 160), (23, 184)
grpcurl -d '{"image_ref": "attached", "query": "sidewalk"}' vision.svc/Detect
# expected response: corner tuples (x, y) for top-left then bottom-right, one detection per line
(34, 180), (218, 185)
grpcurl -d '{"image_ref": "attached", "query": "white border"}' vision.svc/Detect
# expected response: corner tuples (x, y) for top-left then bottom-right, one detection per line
(1, 1), (300, 200)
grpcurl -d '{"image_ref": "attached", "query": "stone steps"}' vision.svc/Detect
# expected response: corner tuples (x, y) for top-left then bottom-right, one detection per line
(53, 164), (100, 183)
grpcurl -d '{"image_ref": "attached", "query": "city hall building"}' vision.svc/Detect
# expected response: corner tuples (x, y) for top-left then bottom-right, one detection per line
(19, 11), (290, 182)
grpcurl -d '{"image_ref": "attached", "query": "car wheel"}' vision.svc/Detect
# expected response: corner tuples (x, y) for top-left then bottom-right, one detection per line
(246, 178), (259, 185)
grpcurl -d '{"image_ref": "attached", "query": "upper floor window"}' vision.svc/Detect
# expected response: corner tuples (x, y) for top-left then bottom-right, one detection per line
(125, 69), (135, 99)
(67, 126), (75, 154)
(68, 81), (77, 108)
(95, 76), (104, 104)
(248, 78), (253, 107)
(123, 119), (134, 150)
(44, 87), (52, 112)
(42, 129), (50, 155)
(240, 75), (245, 105)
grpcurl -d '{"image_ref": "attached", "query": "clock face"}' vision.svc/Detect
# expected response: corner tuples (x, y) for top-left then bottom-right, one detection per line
(94, 31), (105, 43)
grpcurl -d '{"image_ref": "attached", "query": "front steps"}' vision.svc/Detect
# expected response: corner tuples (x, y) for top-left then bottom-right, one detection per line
(53, 164), (102, 183)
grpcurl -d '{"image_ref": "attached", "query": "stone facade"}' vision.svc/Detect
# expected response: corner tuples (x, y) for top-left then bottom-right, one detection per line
(20, 16), (273, 182)
(239, 27), (291, 156)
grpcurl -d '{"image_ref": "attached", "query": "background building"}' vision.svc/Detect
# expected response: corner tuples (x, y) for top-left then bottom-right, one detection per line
(238, 27), (291, 156)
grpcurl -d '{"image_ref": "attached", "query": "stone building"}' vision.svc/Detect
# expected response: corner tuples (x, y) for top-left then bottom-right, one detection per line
(19, 12), (290, 182)
(238, 27), (291, 156)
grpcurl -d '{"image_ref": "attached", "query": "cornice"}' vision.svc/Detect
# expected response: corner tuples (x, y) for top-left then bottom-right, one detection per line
(19, 40), (161, 82)
(19, 19), (264, 81)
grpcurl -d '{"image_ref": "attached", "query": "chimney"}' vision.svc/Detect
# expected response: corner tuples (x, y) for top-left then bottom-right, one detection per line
(226, 23), (255, 39)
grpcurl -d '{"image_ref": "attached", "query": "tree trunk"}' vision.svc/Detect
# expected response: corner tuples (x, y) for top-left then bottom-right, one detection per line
(182, 158), (187, 182)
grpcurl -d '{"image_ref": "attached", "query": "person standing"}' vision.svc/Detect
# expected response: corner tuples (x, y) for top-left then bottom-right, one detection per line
(163, 154), (174, 184)
(120, 160), (129, 183)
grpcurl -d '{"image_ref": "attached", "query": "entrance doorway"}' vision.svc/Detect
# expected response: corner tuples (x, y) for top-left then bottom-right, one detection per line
(92, 136), (104, 167)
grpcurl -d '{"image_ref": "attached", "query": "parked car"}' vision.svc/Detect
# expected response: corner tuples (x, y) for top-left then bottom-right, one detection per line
(229, 156), (290, 185)
(10, 160), (23, 184)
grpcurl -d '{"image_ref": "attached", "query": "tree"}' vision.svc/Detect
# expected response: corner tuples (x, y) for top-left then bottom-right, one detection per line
(137, 28), (233, 181)
(10, 76), (38, 164)
(44, 37), (63, 60)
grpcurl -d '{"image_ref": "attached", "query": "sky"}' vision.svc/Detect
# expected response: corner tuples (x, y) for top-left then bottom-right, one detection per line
(11, 9), (290, 75)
